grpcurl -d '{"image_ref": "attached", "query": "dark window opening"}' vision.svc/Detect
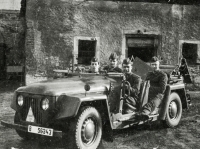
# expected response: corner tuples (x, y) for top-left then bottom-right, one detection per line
(126, 37), (157, 62)
(78, 40), (96, 65)
(0, 44), (6, 80)
(20, 0), (26, 18)
(182, 43), (198, 65)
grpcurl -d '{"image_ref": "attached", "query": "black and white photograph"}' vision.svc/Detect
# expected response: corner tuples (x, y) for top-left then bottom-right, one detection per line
(0, 0), (200, 149)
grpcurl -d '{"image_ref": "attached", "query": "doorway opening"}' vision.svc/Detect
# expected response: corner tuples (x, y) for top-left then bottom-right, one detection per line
(182, 43), (198, 65)
(78, 40), (96, 65)
(128, 47), (155, 62)
(126, 36), (158, 62)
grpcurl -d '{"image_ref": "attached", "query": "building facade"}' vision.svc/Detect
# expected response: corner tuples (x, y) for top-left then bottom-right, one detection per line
(25, 0), (200, 84)
(0, 0), (25, 81)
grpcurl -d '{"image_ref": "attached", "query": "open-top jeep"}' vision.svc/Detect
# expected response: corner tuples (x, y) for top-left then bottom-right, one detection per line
(1, 59), (191, 149)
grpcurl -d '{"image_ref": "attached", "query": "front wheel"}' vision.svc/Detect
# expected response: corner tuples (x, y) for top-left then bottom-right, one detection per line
(68, 106), (102, 149)
(164, 92), (182, 128)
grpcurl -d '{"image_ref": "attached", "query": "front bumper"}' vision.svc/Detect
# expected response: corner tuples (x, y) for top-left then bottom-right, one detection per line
(1, 120), (63, 138)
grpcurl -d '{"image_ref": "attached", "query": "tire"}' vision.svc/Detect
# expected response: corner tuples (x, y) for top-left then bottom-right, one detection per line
(68, 106), (102, 149)
(14, 112), (36, 140)
(164, 92), (182, 128)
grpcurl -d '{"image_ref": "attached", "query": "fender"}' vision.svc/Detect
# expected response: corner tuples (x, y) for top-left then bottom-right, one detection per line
(173, 88), (188, 109)
(10, 91), (17, 111)
(159, 85), (188, 120)
(55, 95), (81, 119)
(55, 94), (108, 119)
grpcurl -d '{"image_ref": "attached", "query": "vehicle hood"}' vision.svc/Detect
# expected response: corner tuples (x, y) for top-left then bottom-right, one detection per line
(16, 75), (111, 96)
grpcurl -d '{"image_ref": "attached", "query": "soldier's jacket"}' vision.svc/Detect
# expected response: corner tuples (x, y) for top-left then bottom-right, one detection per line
(125, 73), (142, 98)
(146, 70), (168, 100)
(103, 65), (122, 73)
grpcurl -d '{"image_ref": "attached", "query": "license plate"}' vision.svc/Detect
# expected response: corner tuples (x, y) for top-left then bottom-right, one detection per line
(28, 125), (53, 136)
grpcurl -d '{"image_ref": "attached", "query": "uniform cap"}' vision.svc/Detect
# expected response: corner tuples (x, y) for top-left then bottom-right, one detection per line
(181, 58), (186, 63)
(109, 52), (118, 60)
(150, 56), (159, 62)
(91, 57), (98, 62)
(122, 58), (132, 65)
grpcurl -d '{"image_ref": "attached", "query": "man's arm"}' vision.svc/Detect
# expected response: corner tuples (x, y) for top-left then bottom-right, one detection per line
(129, 75), (142, 97)
(113, 67), (122, 73)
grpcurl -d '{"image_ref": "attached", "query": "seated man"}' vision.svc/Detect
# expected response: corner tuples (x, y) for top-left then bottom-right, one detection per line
(122, 58), (142, 114)
(103, 52), (122, 73)
(89, 57), (100, 74)
(179, 58), (192, 83)
(140, 56), (168, 117)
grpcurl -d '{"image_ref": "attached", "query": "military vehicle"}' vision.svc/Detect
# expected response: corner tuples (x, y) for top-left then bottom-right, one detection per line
(1, 58), (191, 149)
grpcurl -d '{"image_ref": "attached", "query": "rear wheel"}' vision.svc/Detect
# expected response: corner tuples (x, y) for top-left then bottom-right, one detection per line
(164, 93), (182, 128)
(68, 106), (102, 149)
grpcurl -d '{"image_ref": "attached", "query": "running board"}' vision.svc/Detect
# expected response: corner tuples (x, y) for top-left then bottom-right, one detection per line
(118, 113), (159, 122)
(112, 113), (159, 123)
(112, 113), (136, 122)
(117, 114), (136, 122)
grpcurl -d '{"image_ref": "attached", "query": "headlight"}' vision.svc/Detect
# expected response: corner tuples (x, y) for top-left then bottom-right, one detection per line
(41, 98), (49, 110)
(17, 95), (24, 106)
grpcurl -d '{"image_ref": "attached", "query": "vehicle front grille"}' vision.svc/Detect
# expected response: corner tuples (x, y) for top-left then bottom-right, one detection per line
(20, 96), (44, 125)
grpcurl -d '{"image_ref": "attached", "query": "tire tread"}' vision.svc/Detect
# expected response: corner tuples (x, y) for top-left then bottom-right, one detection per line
(68, 106), (102, 149)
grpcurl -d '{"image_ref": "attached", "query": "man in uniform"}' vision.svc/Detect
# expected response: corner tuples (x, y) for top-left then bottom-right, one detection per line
(89, 57), (100, 74)
(140, 56), (168, 117)
(103, 52), (122, 73)
(122, 58), (142, 114)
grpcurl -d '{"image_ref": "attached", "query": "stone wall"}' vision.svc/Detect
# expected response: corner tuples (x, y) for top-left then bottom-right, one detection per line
(0, 0), (26, 82)
(25, 0), (200, 85)
(0, 10), (24, 66)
